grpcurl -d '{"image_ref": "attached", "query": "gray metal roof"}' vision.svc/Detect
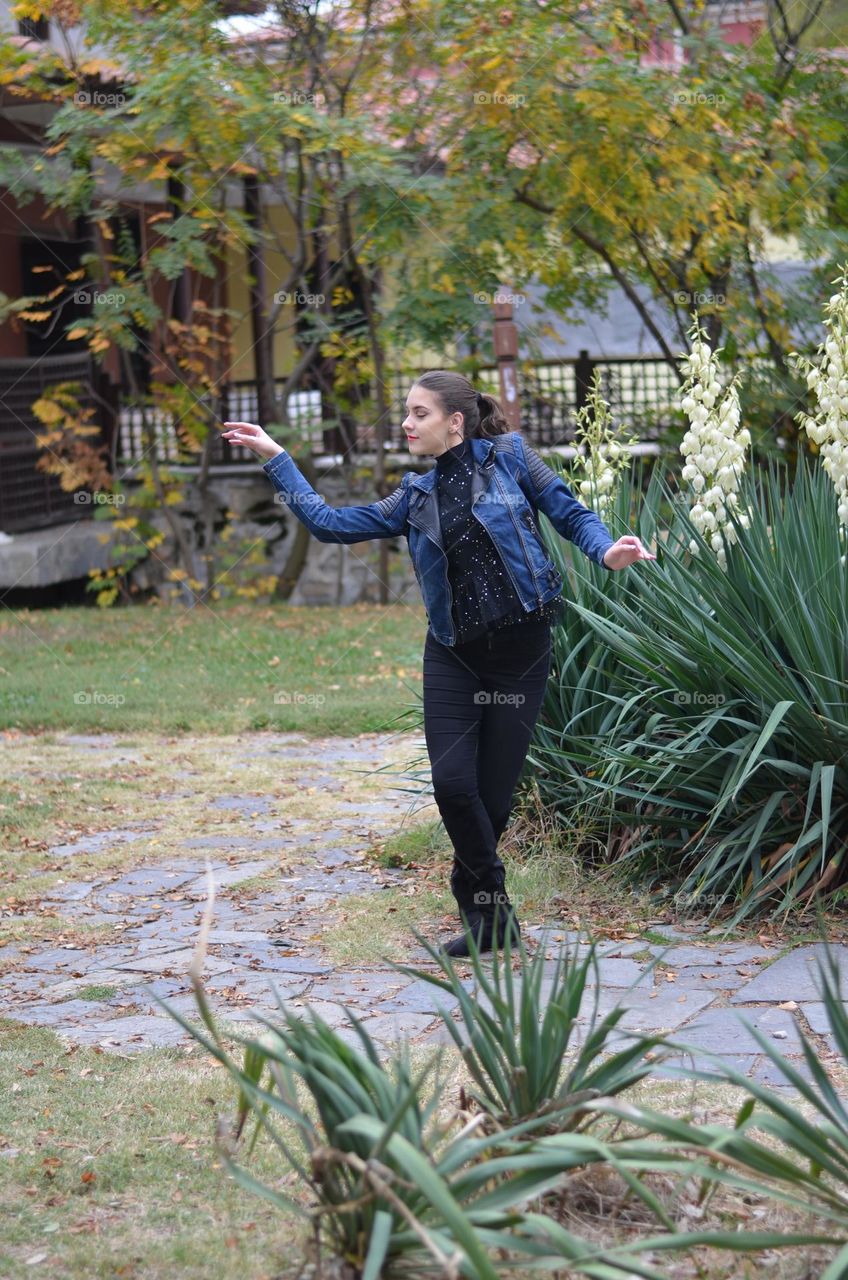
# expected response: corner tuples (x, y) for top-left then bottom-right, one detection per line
(460, 262), (828, 361)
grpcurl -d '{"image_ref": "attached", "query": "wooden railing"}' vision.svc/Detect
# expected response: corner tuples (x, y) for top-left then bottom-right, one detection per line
(0, 353), (100, 534)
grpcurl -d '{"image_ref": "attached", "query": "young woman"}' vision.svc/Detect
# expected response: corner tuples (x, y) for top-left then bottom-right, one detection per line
(223, 370), (655, 958)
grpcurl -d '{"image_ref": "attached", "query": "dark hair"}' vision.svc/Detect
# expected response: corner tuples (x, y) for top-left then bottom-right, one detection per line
(410, 370), (511, 440)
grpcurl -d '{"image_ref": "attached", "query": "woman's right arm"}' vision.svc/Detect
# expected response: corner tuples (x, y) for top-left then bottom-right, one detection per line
(222, 421), (411, 544)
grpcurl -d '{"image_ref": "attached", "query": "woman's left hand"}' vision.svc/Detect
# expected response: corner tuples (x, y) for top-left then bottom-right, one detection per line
(601, 536), (656, 570)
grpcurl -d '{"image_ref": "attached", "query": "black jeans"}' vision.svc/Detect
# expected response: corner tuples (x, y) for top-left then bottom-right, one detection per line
(423, 619), (553, 917)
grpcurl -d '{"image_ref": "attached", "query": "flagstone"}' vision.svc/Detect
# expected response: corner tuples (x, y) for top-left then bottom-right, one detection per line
(729, 944), (848, 1004)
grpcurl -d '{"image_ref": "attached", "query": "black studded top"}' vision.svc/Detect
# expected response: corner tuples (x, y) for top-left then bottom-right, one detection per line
(434, 437), (566, 644)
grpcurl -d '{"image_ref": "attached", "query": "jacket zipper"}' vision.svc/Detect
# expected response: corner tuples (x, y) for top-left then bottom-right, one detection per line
(444, 555), (456, 645)
(508, 500), (539, 589)
(479, 479), (538, 613)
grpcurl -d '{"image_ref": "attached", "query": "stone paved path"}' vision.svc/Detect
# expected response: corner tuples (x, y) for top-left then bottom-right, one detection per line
(3, 731), (844, 1088)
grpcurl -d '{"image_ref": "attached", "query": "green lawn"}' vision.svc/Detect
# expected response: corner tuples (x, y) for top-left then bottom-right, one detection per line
(0, 1018), (305, 1280)
(0, 601), (427, 736)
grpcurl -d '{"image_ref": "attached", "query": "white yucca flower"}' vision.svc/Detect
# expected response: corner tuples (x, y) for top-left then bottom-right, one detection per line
(678, 319), (751, 570)
(572, 369), (638, 517)
(789, 264), (848, 565)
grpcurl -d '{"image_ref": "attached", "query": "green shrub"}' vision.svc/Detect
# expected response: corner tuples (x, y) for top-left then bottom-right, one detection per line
(532, 449), (848, 925)
(394, 919), (664, 1132)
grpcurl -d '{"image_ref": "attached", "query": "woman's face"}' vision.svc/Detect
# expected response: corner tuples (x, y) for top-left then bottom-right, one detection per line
(402, 385), (464, 457)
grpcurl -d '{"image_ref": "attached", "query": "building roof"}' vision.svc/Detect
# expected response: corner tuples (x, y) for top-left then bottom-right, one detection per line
(458, 261), (830, 361)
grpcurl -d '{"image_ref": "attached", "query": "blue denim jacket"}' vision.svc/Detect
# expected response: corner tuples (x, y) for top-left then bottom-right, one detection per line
(262, 431), (616, 646)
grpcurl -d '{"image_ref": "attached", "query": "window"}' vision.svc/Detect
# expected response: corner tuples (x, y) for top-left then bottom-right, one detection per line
(18, 18), (49, 41)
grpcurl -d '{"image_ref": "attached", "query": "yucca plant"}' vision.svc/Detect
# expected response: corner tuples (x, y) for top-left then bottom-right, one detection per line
(392, 913), (665, 1131)
(155, 877), (844, 1276)
(154, 873), (674, 1278)
(531, 447), (848, 925)
(215, 1004), (792, 1280)
(195, 999), (767, 1280)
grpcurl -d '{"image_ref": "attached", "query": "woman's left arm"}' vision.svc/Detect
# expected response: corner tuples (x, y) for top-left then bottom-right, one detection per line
(515, 436), (655, 570)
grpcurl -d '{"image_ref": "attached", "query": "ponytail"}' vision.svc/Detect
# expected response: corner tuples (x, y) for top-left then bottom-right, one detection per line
(474, 389), (511, 439)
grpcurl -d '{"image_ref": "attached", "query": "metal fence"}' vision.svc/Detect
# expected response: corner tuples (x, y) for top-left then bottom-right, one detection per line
(115, 384), (326, 466)
(124, 353), (678, 465)
(387, 356), (681, 450)
(515, 354), (681, 447)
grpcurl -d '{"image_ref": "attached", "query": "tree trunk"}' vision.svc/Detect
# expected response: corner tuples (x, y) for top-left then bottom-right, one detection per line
(272, 452), (320, 601)
(243, 174), (276, 429)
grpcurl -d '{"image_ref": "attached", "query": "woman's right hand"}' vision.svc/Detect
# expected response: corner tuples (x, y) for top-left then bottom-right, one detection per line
(221, 421), (285, 461)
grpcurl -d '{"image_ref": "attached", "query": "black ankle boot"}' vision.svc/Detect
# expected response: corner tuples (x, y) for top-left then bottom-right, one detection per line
(439, 906), (521, 959)
(439, 909), (485, 958)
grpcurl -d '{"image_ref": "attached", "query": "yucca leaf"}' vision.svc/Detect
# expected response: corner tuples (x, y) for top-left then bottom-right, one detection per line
(336, 1116), (502, 1279)
(819, 1240), (848, 1279)
(509, 1211), (669, 1278)
(361, 1208), (392, 1280)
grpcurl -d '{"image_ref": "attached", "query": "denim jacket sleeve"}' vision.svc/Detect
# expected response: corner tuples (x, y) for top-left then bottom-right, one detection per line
(262, 451), (410, 544)
(514, 435), (616, 569)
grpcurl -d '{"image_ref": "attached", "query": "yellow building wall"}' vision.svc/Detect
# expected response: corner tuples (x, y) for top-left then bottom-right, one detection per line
(224, 200), (458, 384)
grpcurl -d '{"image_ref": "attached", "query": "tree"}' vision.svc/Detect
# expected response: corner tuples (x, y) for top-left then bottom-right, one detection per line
(378, 0), (848, 451)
